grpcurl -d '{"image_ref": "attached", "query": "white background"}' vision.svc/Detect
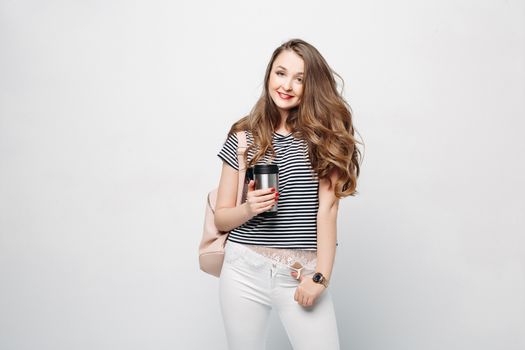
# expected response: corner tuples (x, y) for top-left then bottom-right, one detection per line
(1, 1), (524, 349)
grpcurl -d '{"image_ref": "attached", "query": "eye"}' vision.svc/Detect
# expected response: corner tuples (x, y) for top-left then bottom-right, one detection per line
(276, 71), (284, 76)
(296, 77), (303, 83)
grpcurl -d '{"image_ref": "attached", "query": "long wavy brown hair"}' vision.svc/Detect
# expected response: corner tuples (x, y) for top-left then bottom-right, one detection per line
(225, 38), (363, 198)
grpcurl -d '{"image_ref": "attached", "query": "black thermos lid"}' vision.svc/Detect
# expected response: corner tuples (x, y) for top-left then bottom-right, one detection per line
(253, 164), (279, 174)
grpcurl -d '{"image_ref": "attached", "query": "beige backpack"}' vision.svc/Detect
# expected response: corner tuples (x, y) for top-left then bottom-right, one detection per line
(198, 131), (248, 277)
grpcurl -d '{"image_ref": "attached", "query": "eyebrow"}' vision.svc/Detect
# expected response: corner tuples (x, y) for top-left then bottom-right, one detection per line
(276, 65), (304, 75)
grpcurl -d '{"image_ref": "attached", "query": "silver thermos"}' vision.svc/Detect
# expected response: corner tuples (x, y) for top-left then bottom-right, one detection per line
(253, 164), (279, 217)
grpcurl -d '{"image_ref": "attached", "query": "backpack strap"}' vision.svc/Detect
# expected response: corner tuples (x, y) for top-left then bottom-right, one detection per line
(236, 130), (248, 204)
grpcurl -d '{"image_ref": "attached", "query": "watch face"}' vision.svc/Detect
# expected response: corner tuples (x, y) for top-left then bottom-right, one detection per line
(313, 273), (322, 283)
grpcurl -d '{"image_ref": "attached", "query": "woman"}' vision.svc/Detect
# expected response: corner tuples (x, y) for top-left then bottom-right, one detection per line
(214, 38), (361, 350)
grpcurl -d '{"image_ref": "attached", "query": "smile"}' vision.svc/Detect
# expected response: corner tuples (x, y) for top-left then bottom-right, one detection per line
(277, 92), (294, 100)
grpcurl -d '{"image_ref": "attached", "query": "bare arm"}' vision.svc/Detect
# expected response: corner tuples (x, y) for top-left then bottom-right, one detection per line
(214, 162), (278, 232)
(214, 162), (253, 232)
(292, 169), (340, 307)
(315, 169), (341, 281)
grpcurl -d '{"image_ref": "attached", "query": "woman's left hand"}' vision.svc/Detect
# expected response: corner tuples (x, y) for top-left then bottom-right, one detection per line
(291, 271), (326, 307)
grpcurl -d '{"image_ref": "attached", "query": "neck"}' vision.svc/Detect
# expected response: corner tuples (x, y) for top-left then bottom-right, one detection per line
(278, 111), (289, 131)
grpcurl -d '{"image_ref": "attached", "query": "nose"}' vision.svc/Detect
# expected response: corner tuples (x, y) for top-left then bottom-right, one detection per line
(283, 78), (292, 91)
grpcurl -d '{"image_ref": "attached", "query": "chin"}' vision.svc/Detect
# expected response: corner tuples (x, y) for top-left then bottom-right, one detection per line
(276, 103), (294, 111)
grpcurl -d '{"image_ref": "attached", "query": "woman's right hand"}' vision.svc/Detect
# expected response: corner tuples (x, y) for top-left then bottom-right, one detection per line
(244, 180), (278, 217)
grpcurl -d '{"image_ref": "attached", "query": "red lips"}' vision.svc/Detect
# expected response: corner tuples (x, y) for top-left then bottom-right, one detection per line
(277, 91), (293, 100)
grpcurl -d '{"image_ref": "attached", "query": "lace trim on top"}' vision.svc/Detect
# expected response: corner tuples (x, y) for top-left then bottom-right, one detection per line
(244, 244), (317, 269)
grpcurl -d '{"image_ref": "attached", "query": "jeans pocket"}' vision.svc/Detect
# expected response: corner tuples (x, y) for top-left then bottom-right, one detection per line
(224, 243), (268, 270)
(224, 244), (243, 265)
(243, 255), (267, 270)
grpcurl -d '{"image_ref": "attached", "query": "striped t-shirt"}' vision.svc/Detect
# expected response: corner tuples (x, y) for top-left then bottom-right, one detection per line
(217, 129), (320, 250)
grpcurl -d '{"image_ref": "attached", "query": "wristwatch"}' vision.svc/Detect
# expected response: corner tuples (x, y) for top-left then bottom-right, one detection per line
(312, 272), (329, 288)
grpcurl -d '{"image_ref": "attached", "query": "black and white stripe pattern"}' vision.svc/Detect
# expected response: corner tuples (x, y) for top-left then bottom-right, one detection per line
(217, 130), (320, 250)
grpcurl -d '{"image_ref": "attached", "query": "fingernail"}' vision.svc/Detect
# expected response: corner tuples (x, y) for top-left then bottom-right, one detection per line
(271, 187), (276, 192)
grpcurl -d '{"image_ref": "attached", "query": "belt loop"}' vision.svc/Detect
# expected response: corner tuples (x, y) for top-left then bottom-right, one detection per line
(271, 263), (277, 278)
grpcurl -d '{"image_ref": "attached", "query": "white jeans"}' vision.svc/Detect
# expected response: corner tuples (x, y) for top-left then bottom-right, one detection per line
(219, 241), (340, 350)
